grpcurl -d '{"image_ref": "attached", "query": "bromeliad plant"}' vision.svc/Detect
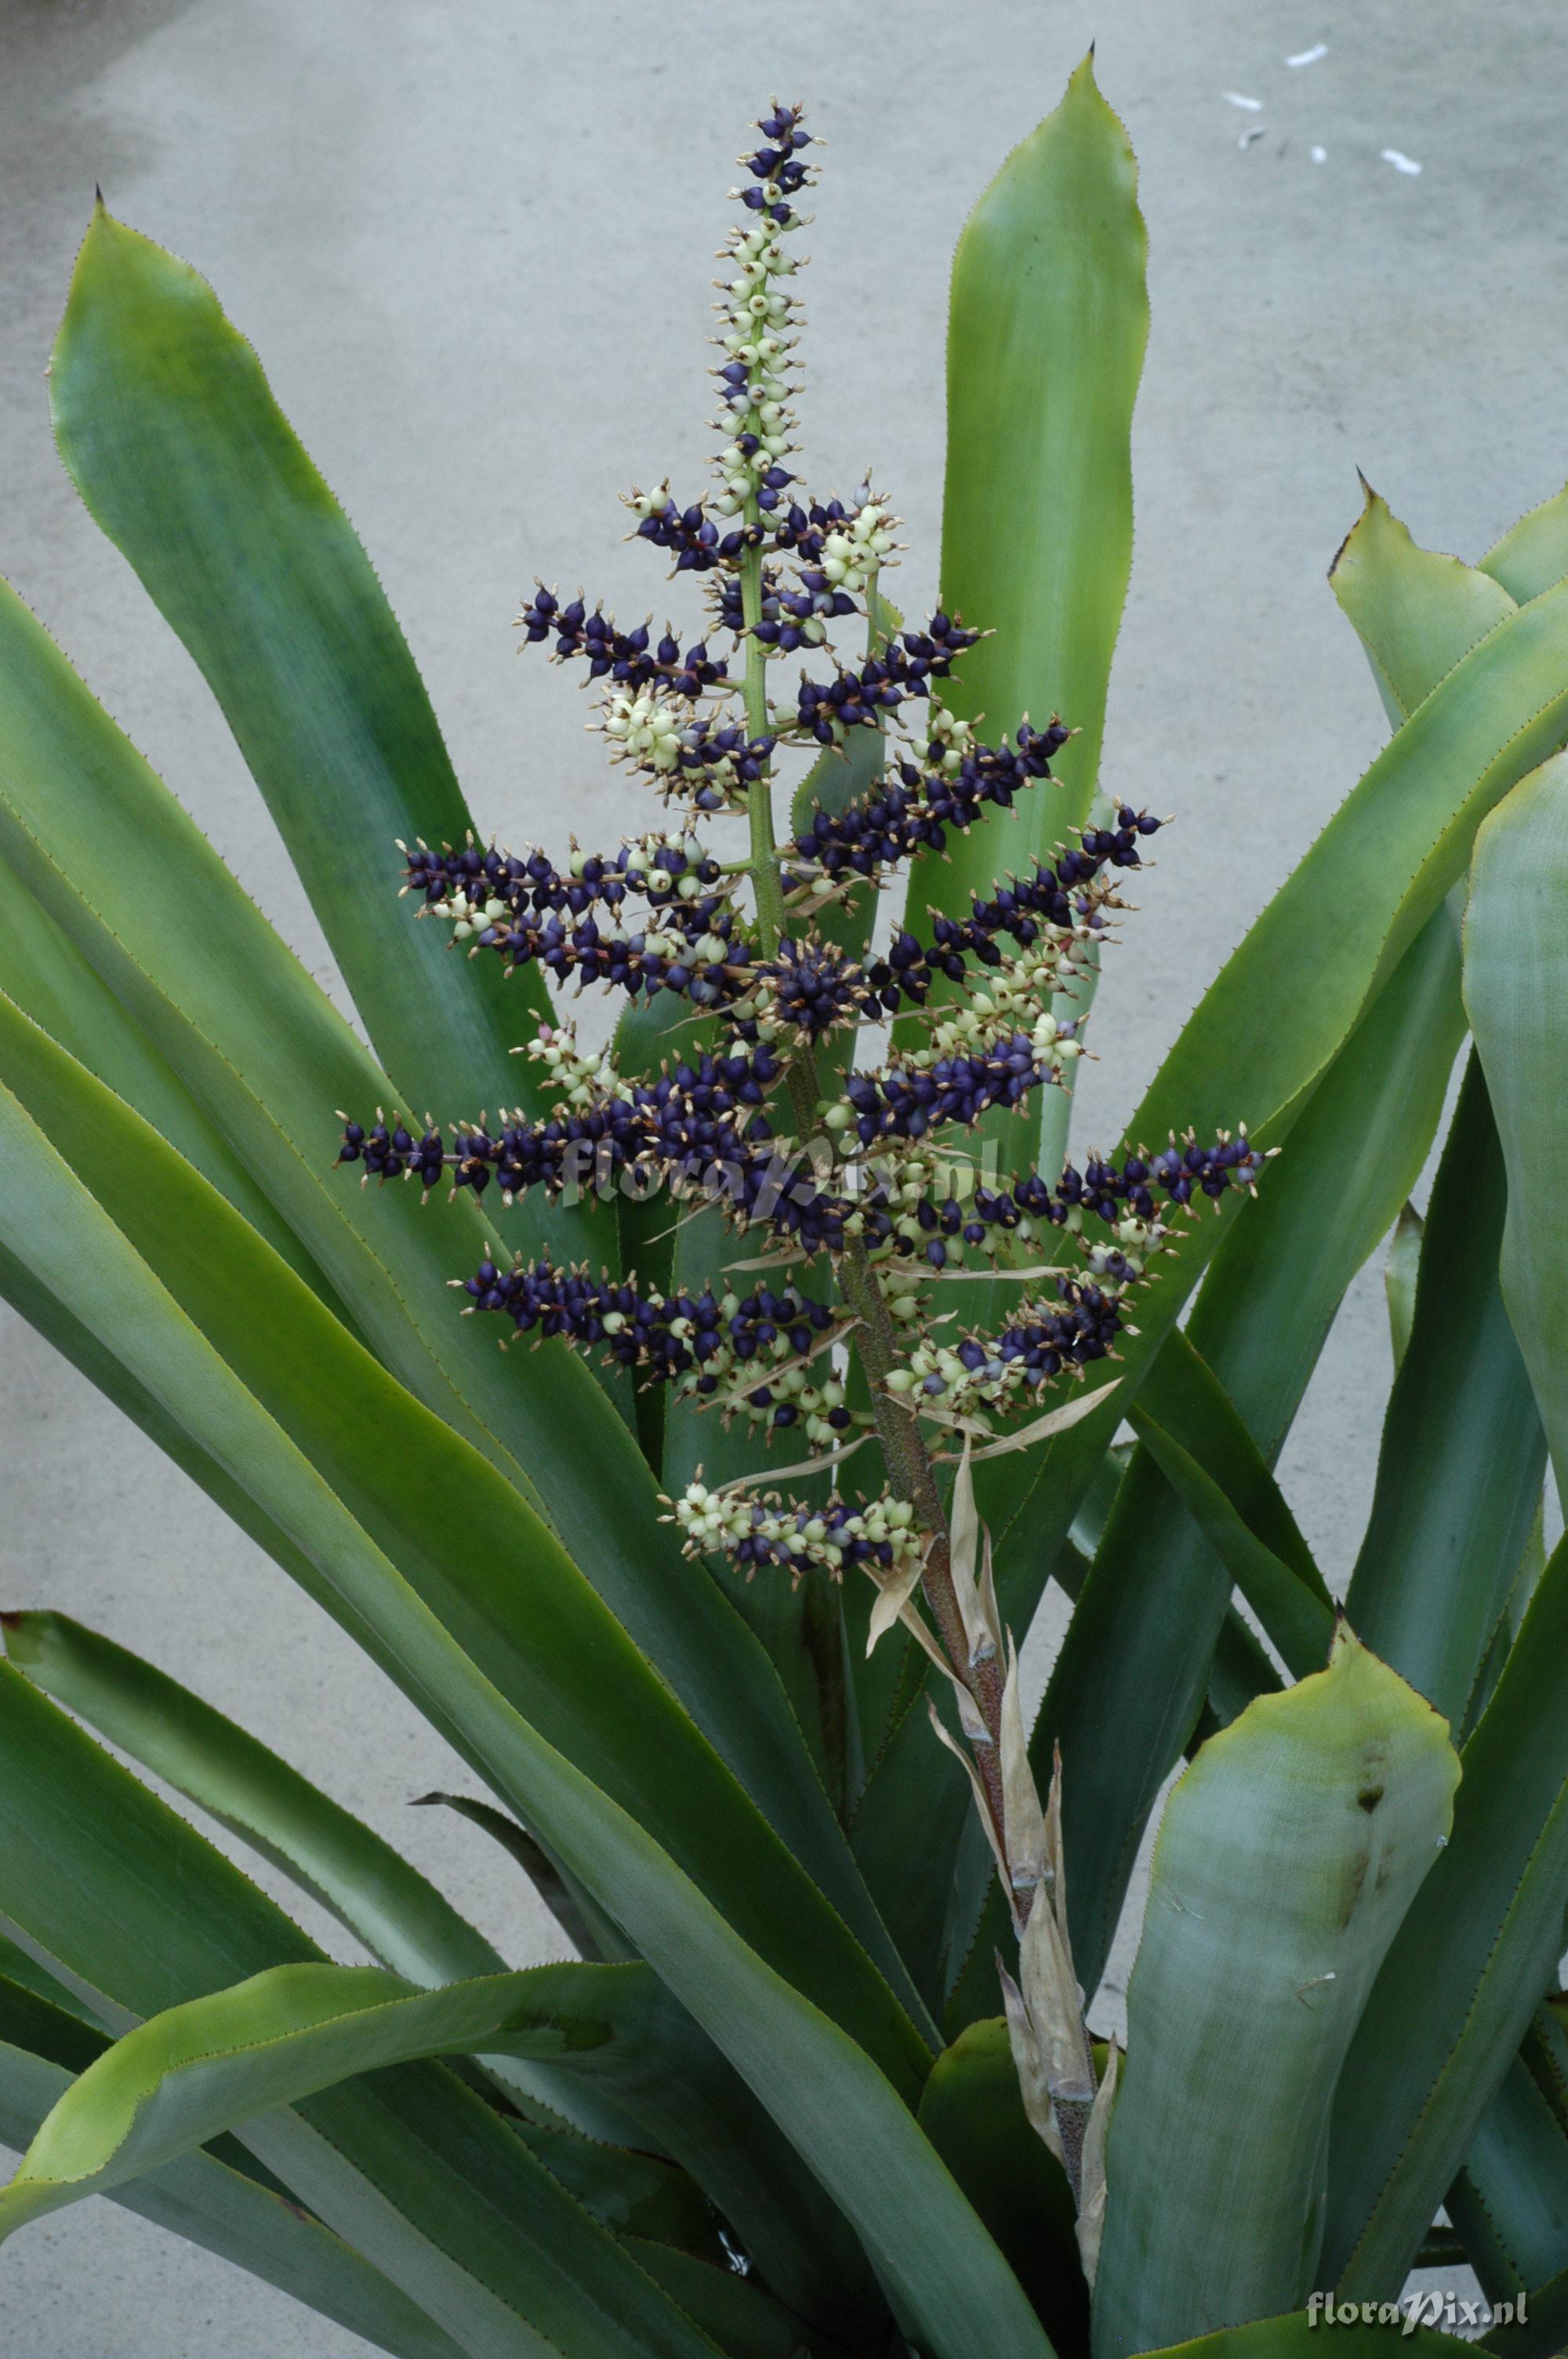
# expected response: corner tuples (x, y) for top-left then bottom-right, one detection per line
(3, 53), (1568, 2359)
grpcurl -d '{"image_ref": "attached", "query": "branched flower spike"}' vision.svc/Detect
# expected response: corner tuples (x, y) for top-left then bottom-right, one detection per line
(333, 101), (1272, 2238)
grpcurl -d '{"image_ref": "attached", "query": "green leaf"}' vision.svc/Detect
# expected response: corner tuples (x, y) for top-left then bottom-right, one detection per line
(899, 49), (1147, 1272)
(1384, 1203), (1423, 1369)
(0, 1656), (856, 2350)
(49, 205), (586, 1241)
(622, 2243), (818, 2359)
(426, 1954), (880, 2344)
(413, 1791), (615, 1965)
(848, 1680), (975, 2016)
(919, 49), (1145, 874)
(0, 1959), (777, 2314)
(1128, 544), (1568, 1152)
(0, 1663), (1048, 2359)
(1447, 2051), (1568, 2302)
(0, 569), (672, 1594)
(0, 1227), (332, 1606)
(0, 1664), (731, 2359)
(1477, 2272), (1568, 2359)
(0, 1962), (711, 2266)
(1093, 1633), (1459, 2357)
(1017, 500), (1568, 1986)
(0, 1972), (110, 2076)
(1450, 1998), (1568, 2346)
(0, 1612), (504, 1986)
(1465, 747), (1568, 1502)
(1523, 1994), (1568, 2132)
(916, 2016), (1087, 2353)
(1482, 483), (1568, 605)
(1462, 1496), (1549, 1743)
(1344, 1053), (1546, 1725)
(0, 1007), (931, 2067)
(1127, 1333), (1334, 1681)
(0, 2027), (467, 2359)
(1329, 483), (1517, 725)
(1175, 907), (1463, 1471)
(0, 585), (906, 1966)
(0, 849), (343, 1314)
(1323, 1539), (1568, 2294)
(1025, 899), (1463, 1996)
(989, 587), (1548, 1614)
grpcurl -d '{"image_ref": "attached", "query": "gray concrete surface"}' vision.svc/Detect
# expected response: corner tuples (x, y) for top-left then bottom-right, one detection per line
(1, 0), (1562, 2346)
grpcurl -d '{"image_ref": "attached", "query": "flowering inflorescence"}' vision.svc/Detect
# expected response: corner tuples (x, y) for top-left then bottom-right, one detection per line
(516, 588), (730, 696)
(864, 803), (1165, 1010)
(670, 1480), (921, 1582)
(888, 1276), (1127, 1419)
(785, 714), (1072, 878)
(456, 1256), (858, 1447)
(399, 830), (753, 1005)
(786, 615), (981, 742)
(333, 107), (1270, 2078)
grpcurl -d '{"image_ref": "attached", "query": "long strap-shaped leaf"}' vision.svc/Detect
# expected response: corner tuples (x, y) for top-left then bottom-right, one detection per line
(0, 1667), (740, 2359)
(0, 1228), (334, 1605)
(1322, 1537), (1568, 2293)
(625, 2245), (815, 2359)
(1055, 483), (1501, 1786)
(1343, 1052), (1545, 1725)
(1022, 513), (1568, 1986)
(448, 1954), (881, 2342)
(0, 587), (557, 1513)
(1330, 483), (1518, 724)
(0, 849), (345, 1316)
(0, 1659), (1047, 2359)
(5, 2041), (811, 2359)
(0, 2001), (466, 2359)
(1127, 1334), (1334, 1682)
(0, 1614), (876, 2335)
(0, 572), (744, 1735)
(1093, 1633), (1458, 2358)
(1446, 2051), (1568, 2304)
(0, 1017), (931, 2070)
(1186, 901), (1462, 1471)
(0, 704), (898, 1984)
(1321, 494), (1547, 1723)
(0, 1957), (854, 2359)
(1321, 751), (1568, 2291)
(49, 203), (597, 1269)
(985, 555), (1568, 1601)
(1465, 747), (1568, 1501)
(1482, 480), (1568, 603)
(928, 52), (1145, 859)
(0, 1611), (504, 1988)
(0, 1965), (702, 2255)
(916, 2016), (1087, 2354)
(1003, 900), (1464, 2001)
(898, 53), (1147, 1330)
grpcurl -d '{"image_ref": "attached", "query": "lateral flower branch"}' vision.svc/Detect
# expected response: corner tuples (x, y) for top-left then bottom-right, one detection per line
(334, 102), (1265, 2240)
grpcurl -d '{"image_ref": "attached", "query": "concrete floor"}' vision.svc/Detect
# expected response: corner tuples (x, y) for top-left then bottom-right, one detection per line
(1, 0), (1561, 2347)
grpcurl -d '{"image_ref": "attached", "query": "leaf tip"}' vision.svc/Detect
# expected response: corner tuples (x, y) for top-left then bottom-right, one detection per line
(1328, 475), (1387, 582)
